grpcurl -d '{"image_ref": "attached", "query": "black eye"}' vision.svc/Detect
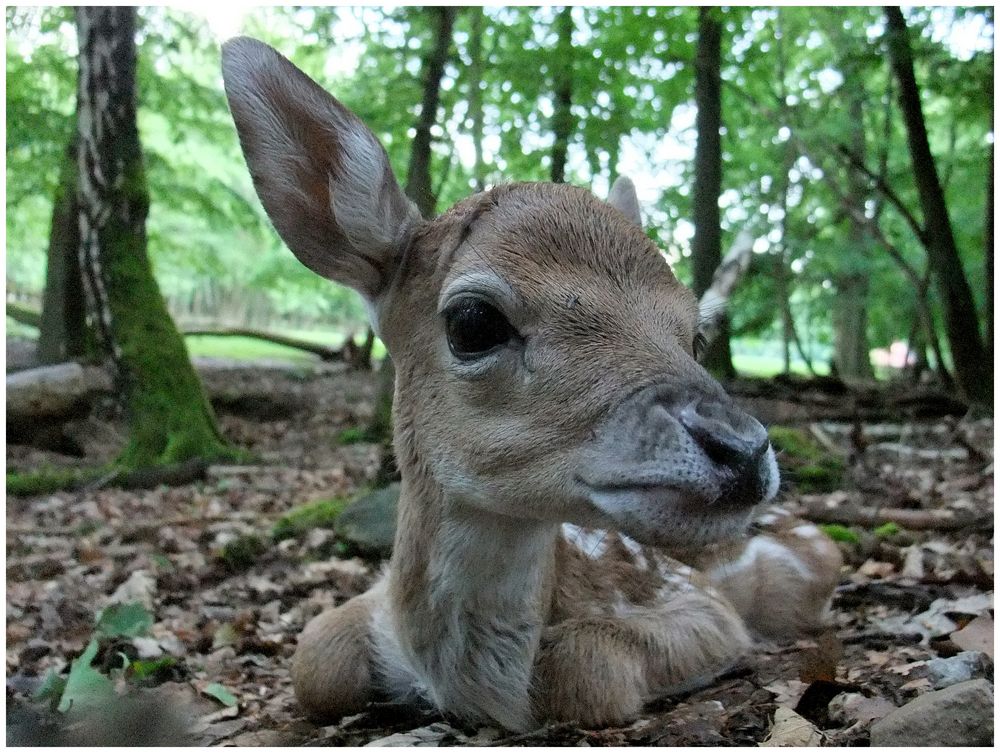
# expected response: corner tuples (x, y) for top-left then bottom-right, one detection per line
(444, 297), (517, 359)
(693, 332), (708, 361)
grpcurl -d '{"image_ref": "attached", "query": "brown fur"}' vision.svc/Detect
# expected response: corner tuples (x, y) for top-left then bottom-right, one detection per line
(222, 37), (843, 731)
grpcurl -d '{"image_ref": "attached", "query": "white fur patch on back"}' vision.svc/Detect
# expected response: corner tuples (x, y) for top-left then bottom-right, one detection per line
(791, 524), (821, 539)
(709, 536), (813, 581)
(561, 523), (611, 559)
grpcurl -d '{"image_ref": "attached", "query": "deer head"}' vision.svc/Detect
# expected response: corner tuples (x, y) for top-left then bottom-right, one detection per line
(222, 37), (778, 549)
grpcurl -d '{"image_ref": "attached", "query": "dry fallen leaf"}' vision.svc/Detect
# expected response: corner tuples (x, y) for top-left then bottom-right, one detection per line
(760, 706), (824, 747)
(950, 614), (994, 659)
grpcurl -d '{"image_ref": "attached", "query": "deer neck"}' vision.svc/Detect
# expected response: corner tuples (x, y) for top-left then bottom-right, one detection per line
(386, 470), (559, 730)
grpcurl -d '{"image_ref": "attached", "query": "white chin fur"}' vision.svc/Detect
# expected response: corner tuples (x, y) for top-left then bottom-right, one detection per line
(587, 488), (756, 548)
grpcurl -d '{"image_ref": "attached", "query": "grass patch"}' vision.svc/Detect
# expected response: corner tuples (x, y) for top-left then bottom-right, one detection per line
(873, 521), (902, 539)
(218, 534), (267, 572)
(7, 466), (106, 496)
(272, 496), (351, 542)
(184, 334), (321, 364)
(337, 426), (369, 445)
(768, 425), (845, 493)
(819, 523), (860, 544)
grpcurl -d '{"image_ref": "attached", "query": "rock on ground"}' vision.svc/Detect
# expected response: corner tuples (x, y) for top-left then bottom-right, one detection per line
(869, 679), (993, 747)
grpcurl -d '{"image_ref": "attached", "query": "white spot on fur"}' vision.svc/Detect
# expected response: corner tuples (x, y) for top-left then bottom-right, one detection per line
(562, 524), (610, 559)
(709, 536), (814, 582)
(619, 534), (648, 569)
(791, 524), (820, 539)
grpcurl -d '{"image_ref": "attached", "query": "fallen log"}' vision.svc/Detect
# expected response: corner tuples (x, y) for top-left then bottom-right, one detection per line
(6, 302), (41, 328)
(7, 362), (113, 423)
(184, 327), (343, 361)
(792, 502), (990, 532)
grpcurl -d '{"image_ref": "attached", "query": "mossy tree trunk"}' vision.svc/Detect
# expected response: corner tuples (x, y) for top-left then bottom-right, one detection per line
(75, 6), (231, 468)
(39, 136), (89, 364)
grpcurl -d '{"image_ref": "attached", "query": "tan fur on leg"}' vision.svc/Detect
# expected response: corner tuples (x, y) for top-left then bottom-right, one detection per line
(291, 592), (378, 721)
(692, 510), (843, 640)
(533, 591), (750, 727)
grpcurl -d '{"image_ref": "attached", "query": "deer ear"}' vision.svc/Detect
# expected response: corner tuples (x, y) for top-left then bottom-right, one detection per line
(607, 176), (642, 228)
(221, 37), (419, 300)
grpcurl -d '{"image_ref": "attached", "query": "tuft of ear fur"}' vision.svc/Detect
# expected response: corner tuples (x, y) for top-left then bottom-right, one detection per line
(221, 37), (420, 299)
(607, 176), (642, 227)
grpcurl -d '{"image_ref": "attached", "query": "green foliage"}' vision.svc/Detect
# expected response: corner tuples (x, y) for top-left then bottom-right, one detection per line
(768, 425), (845, 492)
(56, 639), (117, 713)
(218, 534), (267, 571)
(95, 602), (154, 639)
(873, 521), (902, 539)
(202, 682), (239, 707)
(272, 497), (351, 541)
(6, 466), (103, 497)
(5, 6), (993, 373)
(819, 523), (861, 544)
(337, 427), (369, 446)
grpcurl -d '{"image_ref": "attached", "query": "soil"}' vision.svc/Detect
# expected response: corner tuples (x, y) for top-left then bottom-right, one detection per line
(5, 358), (994, 745)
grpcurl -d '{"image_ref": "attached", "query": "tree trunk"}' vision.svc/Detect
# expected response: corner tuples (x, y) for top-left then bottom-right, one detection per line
(39, 136), (88, 364)
(75, 6), (231, 468)
(468, 6), (487, 193)
(691, 7), (734, 378)
(549, 6), (575, 184)
(883, 6), (991, 404)
(370, 7), (457, 447)
(832, 80), (874, 380)
(986, 145), (993, 364)
(404, 7), (457, 217)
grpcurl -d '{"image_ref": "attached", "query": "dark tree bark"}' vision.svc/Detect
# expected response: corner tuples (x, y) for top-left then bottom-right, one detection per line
(404, 7), (457, 217)
(39, 136), (88, 364)
(75, 7), (231, 467)
(986, 145), (993, 364)
(883, 7), (991, 404)
(370, 7), (458, 448)
(467, 6), (487, 192)
(549, 6), (575, 183)
(691, 7), (734, 378)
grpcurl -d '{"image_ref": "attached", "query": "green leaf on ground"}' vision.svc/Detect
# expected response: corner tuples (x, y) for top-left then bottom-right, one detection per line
(203, 682), (238, 707)
(95, 602), (154, 638)
(58, 639), (116, 713)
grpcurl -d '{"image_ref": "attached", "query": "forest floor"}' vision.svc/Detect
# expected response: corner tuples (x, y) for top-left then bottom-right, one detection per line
(5, 353), (994, 746)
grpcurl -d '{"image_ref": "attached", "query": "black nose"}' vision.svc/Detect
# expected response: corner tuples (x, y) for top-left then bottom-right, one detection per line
(678, 398), (771, 506)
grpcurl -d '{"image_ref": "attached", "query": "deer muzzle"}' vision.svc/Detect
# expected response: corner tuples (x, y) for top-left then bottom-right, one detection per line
(576, 380), (779, 545)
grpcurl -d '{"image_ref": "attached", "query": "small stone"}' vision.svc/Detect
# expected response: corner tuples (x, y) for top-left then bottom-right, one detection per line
(335, 483), (400, 557)
(869, 679), (993, 747)
(925, 651), (992, 689)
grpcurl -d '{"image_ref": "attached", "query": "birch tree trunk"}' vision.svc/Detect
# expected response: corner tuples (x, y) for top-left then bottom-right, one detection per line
(75, 6), (231, 467)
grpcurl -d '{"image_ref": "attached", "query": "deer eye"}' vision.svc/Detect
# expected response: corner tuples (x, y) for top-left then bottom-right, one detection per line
(444, 297), (517, 360)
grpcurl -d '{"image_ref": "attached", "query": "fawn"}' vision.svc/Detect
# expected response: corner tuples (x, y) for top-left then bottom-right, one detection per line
(221, 37), (842, 731)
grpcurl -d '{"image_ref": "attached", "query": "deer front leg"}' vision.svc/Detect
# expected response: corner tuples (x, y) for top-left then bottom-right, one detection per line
(532, 590), (750, 727)
(291, 590), (380, 721)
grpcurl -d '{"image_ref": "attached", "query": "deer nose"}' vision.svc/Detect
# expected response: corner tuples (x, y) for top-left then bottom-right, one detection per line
(677, 398), (771, 507)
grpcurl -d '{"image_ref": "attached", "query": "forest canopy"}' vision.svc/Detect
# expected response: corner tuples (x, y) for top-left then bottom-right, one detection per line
(5, 5), (995, 383)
